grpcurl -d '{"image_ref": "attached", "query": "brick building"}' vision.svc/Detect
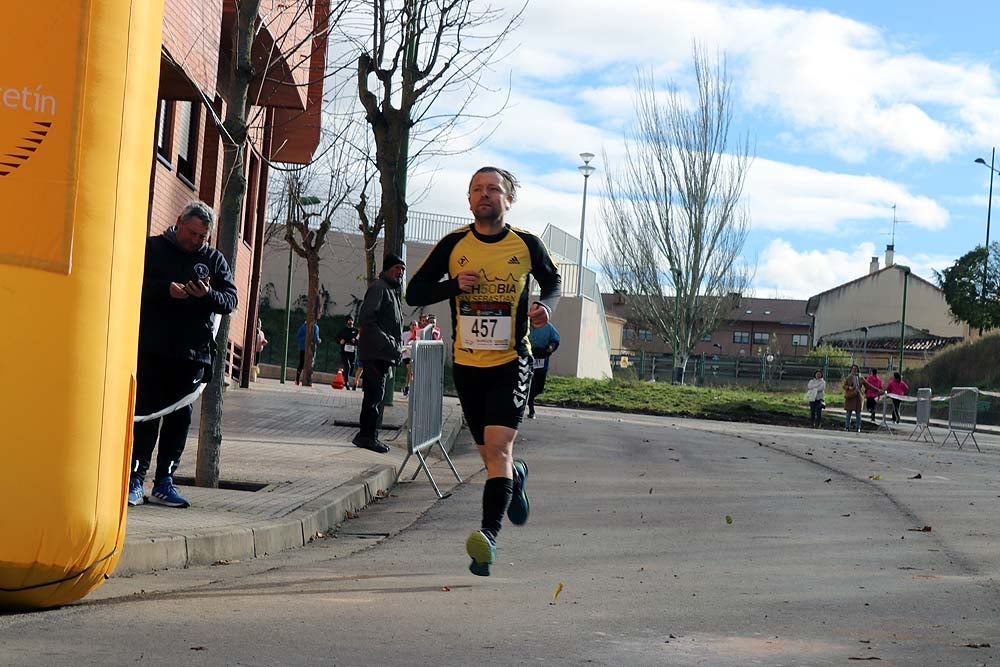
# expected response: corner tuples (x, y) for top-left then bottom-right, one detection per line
(149, 0), (327, 384)
(602, 293), (812, 358)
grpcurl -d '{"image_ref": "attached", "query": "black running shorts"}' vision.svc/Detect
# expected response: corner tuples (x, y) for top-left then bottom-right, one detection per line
(453, 356), (533, 445)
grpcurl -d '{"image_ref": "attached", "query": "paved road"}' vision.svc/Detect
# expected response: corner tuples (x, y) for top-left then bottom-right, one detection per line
(2, 408), (999, 666)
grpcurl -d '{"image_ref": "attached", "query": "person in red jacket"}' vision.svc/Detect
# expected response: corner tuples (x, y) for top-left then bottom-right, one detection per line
(885, 372), (910, 424)
(864, 368), (885, 423)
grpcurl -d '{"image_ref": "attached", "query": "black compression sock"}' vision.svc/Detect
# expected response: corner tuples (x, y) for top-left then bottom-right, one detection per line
(482, 477), (513, 540)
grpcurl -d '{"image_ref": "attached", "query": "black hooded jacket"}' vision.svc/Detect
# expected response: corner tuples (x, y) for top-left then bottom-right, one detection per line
(137, 228), (238, 368)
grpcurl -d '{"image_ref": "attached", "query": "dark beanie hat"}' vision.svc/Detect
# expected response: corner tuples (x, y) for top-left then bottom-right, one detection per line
(382, 252), (405, 272)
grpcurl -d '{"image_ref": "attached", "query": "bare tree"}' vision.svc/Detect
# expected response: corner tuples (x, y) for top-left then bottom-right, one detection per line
(343, 0), (525, 266)
(283, 125), (365, 385)
(600, 48), (754, 384)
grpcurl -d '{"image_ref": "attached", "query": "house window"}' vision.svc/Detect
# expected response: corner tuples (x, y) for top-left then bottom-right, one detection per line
(753, 332), (770, 345)
(175, 101), (200, 187)
(792, 334), (809, 347)
(733, 331), (749, 344)
(155, 99), (175, 162)
(623, 328), (635, 341)
(638, 329), (653, 341)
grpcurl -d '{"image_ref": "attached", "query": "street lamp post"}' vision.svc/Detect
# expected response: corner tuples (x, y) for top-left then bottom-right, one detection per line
(898, 265), (910, 374)
(577, 152), (596, 295)
(974, 148), (996, 336)
(861, 326), (869, 367)
(671, 267), (681, 383)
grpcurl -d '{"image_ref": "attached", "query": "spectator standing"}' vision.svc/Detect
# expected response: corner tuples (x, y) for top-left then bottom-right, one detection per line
(335, 315), (359, 389)
(527, 321), (560, 419)
(353, 253), (406, 453)
(401, 319), (418, 396)
(129, 201), (238, 508)
(254, 318), (267, 365)
(864, 368), (884, 423)
(843, 364), (863, 432)
(295, 320), (321, 385)
(885, 372), (910, 424)
(806, 369), (826, 428)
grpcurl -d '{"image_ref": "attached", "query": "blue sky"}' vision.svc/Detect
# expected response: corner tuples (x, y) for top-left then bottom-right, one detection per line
(406, 0), (1000, 299)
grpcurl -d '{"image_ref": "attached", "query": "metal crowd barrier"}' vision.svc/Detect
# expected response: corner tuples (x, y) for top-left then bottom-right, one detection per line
(394, 338), (461, 498)
(941, 387), (980, 452)
(908, 388), (934, 442)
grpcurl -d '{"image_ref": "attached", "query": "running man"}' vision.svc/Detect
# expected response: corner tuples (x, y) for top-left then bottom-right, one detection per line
(406, 166), (561, 576)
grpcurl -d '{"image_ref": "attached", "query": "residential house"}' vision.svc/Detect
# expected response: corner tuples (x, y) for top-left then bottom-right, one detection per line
(602, 292), (812, 359)
(805, 245), (967, 366)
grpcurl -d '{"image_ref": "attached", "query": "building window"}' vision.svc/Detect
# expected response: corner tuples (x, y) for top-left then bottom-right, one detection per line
(623, 328), (635, 341)
(155, 99), (175, 162)
(175, 101), (200, 187)
(792, 334), (809, 347)
(753, 332), (770, 345)
(702, 334), (712, 342)
(638, 329), (653, 341)
(733, 331), (749, 344)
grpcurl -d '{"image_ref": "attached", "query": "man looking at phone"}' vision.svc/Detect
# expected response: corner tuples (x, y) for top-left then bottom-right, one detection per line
(128, 201), (238, 508)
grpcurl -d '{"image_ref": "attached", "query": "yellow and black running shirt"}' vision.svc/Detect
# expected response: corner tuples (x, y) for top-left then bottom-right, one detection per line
(406, 224), (562, 368)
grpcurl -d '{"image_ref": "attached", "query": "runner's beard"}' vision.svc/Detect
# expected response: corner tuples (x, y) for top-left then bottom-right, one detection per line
(474, 202), (502, 225)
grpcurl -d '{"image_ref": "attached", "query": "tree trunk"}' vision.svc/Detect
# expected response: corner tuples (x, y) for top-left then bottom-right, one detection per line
(302, 254), (320, 386)
(373, 111), (406, 258)
(196, 0), (260, 488)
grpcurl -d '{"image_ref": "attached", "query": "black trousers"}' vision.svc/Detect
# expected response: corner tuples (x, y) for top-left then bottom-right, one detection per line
(296, 350), (306, 382)
(358, 359), (392, 437)
(528, 367), (548, 411)
(132, 355), (203, 484)
(340, 352), (356, 382)
(809, 400), (824, 426)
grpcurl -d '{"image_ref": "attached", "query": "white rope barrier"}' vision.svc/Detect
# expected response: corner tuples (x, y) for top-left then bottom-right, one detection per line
(134, 314), (222, 423)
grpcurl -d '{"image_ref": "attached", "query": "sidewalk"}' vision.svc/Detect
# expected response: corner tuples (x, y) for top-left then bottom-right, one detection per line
(117, 378), (465, 576)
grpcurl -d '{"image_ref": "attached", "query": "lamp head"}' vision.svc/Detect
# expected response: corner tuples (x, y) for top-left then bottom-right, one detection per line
(579, 164), (596, 177)
(976, 157), (988, 166)
(579, 152), (595, 165)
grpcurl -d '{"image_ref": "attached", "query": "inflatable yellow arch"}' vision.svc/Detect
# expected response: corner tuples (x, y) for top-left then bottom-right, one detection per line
(0, 1), (164, 609)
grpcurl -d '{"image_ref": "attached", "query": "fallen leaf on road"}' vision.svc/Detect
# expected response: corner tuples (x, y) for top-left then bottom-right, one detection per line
(190, 647), (207, 651)
(906, 526), (932, 532)
(868, 474), (882, 480)
(211, 559), (239, 566)
(649, 488), (653, 494)
(440, 587), (451, 592)
(909, 473), (922, 479)
(963, 642), (991, 648)
(725, 515), (733, 525)
(847, 658), (881, 661)
(824, 478), (832, 483)
(553, 582), (564, 603)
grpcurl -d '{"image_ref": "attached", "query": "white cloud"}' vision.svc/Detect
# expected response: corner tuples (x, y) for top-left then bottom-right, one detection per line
(497, 0), (1000, 162)
(756, 238), (952, 299)
(746, 158), (950, 232)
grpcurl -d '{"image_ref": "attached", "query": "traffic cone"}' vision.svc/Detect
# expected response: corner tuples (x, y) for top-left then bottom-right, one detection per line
(332, 368), (346, 390)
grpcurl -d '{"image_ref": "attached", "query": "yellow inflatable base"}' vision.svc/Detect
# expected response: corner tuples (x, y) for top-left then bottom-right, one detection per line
(0, 1), (164, 609)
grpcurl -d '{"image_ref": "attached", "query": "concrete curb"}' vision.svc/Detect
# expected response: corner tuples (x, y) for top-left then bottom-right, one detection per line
(114, 411), (464, 576)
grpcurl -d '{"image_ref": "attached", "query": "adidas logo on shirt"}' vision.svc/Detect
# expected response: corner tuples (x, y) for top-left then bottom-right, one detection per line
(508, 256), (520, 265)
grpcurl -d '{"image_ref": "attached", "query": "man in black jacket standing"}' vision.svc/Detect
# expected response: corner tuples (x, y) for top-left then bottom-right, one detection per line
(353, 253), (405, 453)
(128, 201), (238, 508)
